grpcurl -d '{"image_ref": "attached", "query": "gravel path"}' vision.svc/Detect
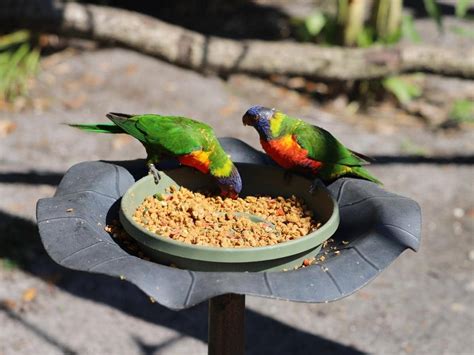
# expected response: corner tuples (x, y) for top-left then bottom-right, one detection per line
(0, 48), (473, 355)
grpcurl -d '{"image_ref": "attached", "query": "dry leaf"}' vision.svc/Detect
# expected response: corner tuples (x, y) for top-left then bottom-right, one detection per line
(43, 273), (63, 294)
(112, 135), (134, 150)
(41, 47), (76, 69)
(42, 272), (63, 286)
(22, 287), (37, 303)
(1, 299), (17, 310)
(54, 62), (71, 75)
(467, 208), (474, 218)
(63, 94), (87, 110)
(32, 98), (51, 113)
(0, 120), (17, 137)
(124, 64), (138, 76)
(0, 99), (9, 111)
(164, 82), (177, 93)
(218, 98), (239, 117)
(64, 80), (81, 92)
(81, 73), (104, 87)
(12, 97), (27, 112)
(287, 77), (306, 89)
(356, 291), (372, 300)
(305, 81), (329, 94)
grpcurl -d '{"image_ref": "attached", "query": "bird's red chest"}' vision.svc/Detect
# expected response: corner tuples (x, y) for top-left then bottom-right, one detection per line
(261, 135), (322, 171)
(178, 151), (210, 174)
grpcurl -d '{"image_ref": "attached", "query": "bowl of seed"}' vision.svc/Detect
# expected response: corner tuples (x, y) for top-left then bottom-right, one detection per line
(119, 163), (339, 272)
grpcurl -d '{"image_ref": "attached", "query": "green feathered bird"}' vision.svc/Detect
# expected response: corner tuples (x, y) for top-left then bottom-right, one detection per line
(70, 113), (242, 198)
(242, 106), (381, 184)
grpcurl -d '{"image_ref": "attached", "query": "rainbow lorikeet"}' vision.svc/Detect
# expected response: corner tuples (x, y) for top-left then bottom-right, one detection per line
(70, 113), (242, 198)
(242, 106), (381, 184)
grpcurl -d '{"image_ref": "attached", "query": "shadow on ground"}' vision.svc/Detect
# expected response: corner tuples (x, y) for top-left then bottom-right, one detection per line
(0, 152), (473, 186)
(0, 209), (364, 355)
(83, 0), (291, 40)
(0, 303), (78, 355)
(0, 172), (63, 186)
(4, 151), (469, 353)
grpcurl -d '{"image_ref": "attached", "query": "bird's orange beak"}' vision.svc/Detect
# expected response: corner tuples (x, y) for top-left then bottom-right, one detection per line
(221, 190), (239, 200)
(228, 191), (239, 199)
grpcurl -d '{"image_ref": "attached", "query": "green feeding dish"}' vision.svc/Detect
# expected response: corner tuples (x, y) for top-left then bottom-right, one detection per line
(119, 163), (339, 272)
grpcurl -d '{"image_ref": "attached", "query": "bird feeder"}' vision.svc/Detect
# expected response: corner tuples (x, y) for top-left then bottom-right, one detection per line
(36, 138), (421, 355)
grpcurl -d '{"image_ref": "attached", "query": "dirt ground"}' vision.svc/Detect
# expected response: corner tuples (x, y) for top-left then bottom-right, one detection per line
(0, 47), (473, 355)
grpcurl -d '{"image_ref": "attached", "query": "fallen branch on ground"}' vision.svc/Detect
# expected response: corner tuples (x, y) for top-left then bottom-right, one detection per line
(2, 2), (473, 80)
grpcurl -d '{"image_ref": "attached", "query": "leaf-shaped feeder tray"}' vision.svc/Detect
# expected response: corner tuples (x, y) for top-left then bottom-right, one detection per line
(36, 138), (421, 310)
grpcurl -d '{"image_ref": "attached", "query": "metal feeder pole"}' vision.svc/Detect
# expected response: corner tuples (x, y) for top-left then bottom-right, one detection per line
(208, 293), (245, 355)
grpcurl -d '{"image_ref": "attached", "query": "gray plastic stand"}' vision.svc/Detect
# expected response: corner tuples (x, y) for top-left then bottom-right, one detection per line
(36, 138), (421, 310)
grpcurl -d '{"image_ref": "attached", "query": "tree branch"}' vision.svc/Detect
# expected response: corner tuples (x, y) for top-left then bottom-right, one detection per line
(2, 2), (473, 80)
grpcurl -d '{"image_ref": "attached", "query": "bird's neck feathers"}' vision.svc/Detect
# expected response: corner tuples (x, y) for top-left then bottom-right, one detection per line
(208, 146), (242, 195)
(208, 145), (233, 177)
(270, 111), (285, 137)
(253, 117), (271, 140)
(255, 111), (285, 141)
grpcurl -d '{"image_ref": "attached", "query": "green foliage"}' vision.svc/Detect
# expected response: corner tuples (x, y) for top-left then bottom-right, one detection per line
(400, 138), (429, 156)
(356, 27), (376, 47)
(293, 0), (407, 47)
(450, 25), (474, 38)
(338, 0), (366, 46)
(373, 0), (403, 43)
(423, 0), (443, 30)
(290, 2), (455, 106)
(292, 0), (449, 46)
(292, 11), (327, 42)
(1, 258), (19, 271)
(456, 0), (472, 18)
(401, 14), (421, 43)
(0, 31), (40, 102)
(382, 76), (422, 104)
(303, 11), (327, 38)
(449, 100), (474, 123)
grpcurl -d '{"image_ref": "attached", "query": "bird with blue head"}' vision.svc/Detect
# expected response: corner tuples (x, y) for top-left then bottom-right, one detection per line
(242, 105), (381, 184)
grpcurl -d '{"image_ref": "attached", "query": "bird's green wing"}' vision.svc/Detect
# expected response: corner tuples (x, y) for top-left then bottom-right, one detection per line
(134, 114), (214, 155)
(290, 118), (367, 166)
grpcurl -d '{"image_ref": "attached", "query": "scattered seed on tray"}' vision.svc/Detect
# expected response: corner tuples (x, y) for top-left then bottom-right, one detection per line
(104, 221), (338, 270)
(105, 221), (150, 260)
(132, 185), (321, 248)
(291, 238), (338, 270)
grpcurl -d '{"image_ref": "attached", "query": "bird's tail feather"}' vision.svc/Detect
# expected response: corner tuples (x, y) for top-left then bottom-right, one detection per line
(351, 166), (382, 184)
(349, 149), (374, 164)
(68, 123), (124, 134)
(106, 112), (133, 124)
(106, 112), (147, 142)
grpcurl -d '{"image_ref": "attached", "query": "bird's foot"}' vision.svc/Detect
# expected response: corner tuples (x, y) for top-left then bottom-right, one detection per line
(148, 163), (161, 184)
(309, 179), (326, 194)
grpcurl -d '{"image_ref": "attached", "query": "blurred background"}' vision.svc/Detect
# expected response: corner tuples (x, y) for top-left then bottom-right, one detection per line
(0, 0), (473, 354)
